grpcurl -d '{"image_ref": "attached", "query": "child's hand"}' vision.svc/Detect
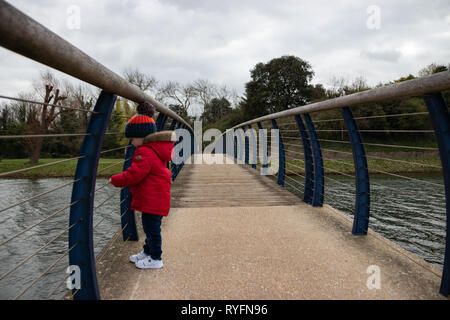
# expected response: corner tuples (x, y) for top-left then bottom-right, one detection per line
(109, 178), (112, 184)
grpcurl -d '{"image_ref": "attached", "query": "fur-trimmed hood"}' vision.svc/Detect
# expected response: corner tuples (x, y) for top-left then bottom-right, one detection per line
(140, 130), (176, 163)
(143, 130), (177, 143)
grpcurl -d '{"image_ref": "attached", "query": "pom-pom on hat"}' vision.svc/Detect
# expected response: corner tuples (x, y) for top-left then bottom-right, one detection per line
(124, 101), (157, 138)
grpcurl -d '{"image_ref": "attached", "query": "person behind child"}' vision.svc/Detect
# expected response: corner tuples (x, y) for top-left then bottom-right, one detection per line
(109, 101), (176, 269)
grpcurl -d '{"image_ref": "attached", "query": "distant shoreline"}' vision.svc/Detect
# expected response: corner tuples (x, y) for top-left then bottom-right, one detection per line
(0, 155), (442, 179)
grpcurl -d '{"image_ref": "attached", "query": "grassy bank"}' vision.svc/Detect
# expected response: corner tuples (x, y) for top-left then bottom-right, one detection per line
(0, 158), (125, 179)
(286, 157), (442, 176)
(0, 155), (442, 179)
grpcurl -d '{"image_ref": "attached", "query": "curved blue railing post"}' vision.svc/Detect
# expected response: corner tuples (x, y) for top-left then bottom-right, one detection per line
(341, 107), (370, 236)
(167, 119), (177, 169)
(271, 119), (285, 187)
(234, 135), (238, 160)
(119, 141), (139, 242)
(257, 122), (269, 175)
(169, 119), (177, 131)
(178, 124), (186, 172)
(171, 122), (183, 181)
(244, 127), (249, 165)
(223, 132), (227, 155)
(294, 115), (314, 204)
(155, 113), (168, 131)
(424, 92), (450, 297)
(68, 91), (116, 300)
(248, 125), (257, 169)
(304, 114), (324, 207)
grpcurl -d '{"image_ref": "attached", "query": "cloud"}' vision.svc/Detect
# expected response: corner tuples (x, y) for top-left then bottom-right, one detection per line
(361, 48), (402, 62)
(1, 0), (449, 116)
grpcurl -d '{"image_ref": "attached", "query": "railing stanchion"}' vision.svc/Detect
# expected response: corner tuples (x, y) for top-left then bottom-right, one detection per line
(341, 107), (370, 236)
(120, 141), (139, 241)
(271, 119), (285, 187)
(234, 135), (238, 160)
(171, 122), (182, 180)
(223, 132), (226, 156)
(424, 92), (450, 297)
(69, 91), (116, 300)
(178, 124), (186, 171)
(167, 119), (177, 169)
(244, 127), (250, 165)
(248, 125), (257, 169)
(304, 114), (324, 207)
(257, 122), (269, 175)
(294, 115), (314, 204)
(155, 113), (168, 131)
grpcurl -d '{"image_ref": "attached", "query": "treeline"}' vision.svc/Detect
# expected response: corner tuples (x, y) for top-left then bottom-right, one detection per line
(208, 58), (450, 145)
(0, 60), (449, 161)
(0, 68), (239, 161)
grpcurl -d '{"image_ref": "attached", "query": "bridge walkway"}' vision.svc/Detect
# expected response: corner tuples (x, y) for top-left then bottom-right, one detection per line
(96, 155), (445, 299)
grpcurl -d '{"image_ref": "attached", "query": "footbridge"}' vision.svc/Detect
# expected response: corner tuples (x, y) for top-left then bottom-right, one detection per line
(0, 1), (449, 300)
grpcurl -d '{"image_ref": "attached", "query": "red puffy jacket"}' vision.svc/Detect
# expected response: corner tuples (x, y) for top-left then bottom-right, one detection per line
(110, 141), (174, 216)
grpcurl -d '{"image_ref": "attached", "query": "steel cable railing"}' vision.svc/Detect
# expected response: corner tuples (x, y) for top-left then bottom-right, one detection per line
(0, 200), (81, 247)
(45, 193), (131, 300)
(0, 92), (142, 299)
(0, 179), (82, 214)
(281, 127), (446, 199)
(0, 156), (87, 178)
(0, 95), (99, 114)
(0, 1), (193, 300)
(231, 76), (450, 297)
(0, 104), (129, 300)
(13, 241), (80, 300)
(0, 219), (82, 282)
(239, 109), (447, 282)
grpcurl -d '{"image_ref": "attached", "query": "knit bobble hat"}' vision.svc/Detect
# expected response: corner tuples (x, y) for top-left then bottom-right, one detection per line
(124, 101), (157, 138)
(137, 101), (155, 117)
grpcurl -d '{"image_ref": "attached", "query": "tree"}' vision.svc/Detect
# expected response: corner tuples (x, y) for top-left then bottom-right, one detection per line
(242, 55), (315, 119)
(310, 84), (327, 102)
(71, 83), (96, 130)
(25, 71), (67, 162)
(192, 79), (216, 107)
(124, 67), (159, 94)
(158, 81), (196, 115)
(191, 79), (239, 117)
(168, 104), (188, 121)
(201, 97), (232, 124)
(418, 63), (449, 77)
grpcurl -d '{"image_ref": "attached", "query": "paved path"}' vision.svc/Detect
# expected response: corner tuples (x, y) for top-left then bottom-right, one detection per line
(97, 155), (446, 299)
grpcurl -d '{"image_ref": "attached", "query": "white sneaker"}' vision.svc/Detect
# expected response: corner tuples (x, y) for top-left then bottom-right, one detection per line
(129, 251), (149, 263)
(135, 257), (163, 269)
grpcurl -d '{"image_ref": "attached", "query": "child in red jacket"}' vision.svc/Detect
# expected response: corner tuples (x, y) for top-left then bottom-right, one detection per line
(109, 102), (176, 269)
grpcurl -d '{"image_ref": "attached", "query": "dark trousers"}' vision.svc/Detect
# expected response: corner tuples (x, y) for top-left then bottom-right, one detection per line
(141, 213), (163, 260)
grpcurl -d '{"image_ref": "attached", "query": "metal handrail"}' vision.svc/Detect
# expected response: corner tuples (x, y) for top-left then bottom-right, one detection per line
(232, 70), (450, 129)
(0, 0), (192, 132)
(226, 88), (450, 297)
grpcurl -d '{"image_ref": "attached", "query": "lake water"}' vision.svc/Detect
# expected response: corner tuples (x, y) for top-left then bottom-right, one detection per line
(0, 178), (121, 300)
(283, 172), (446, 270)
(0, 174), (447, 299)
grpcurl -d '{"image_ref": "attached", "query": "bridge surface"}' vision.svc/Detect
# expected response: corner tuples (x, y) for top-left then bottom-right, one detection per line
(96, 155), (444, 300)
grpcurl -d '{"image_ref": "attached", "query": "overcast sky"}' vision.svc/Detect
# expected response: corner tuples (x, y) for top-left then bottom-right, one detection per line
(1, 0), (449, 115)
